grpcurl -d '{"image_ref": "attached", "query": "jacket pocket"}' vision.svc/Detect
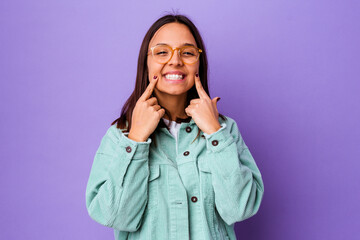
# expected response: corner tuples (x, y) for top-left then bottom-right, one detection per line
(198, 159), (214, 206)
(128, 165), (160, 240)
(198, 159), (211, 173)
(149, 165), (160, 181)
(147, 165), (160, 210)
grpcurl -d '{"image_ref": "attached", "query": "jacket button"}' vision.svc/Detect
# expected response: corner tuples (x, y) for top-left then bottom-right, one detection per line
(126, 146), (132, 153)
(183, 151), (190, 156)
(212, 140), (219, 146)
(191, 196), (198, 203)
(201, 135), (205, 139)
(185, 126), (192, 133)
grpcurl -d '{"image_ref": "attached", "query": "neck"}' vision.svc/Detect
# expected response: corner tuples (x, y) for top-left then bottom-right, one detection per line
(154, 89), (188, 121)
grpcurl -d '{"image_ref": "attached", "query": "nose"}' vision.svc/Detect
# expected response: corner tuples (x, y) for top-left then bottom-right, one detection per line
(167, 49), (183, 66)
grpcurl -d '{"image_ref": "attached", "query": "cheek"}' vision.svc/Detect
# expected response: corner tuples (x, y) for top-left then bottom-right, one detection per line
(188, 65), (199, 86)
(186, 76), (195, 88)
(189, 63), (199, 75)
(147, 62), (164, 77)
(147, 59), (156, 72)
(187, 65), (199, 80)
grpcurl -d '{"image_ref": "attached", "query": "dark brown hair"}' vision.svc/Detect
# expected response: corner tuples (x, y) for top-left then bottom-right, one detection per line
(111, 14), (226, 142)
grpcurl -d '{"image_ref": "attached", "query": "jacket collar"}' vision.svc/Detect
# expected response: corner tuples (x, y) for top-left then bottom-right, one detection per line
(159, 116), (194, 127)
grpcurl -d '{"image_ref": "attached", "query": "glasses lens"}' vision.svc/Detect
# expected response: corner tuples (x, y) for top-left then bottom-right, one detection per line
(152, 45), (172, 63)
(180, 47), (199, 64)
(151, 45), (200, 64)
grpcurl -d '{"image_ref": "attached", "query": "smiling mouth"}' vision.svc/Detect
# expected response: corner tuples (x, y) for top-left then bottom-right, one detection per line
(164, 74), (185, 80)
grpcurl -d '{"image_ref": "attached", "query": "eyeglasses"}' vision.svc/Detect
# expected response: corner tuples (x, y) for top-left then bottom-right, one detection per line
(148, 44), (202, 65)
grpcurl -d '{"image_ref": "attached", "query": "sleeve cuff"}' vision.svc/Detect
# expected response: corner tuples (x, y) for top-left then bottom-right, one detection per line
(118, 132), (152, 160)
(203, 122), (235, 152)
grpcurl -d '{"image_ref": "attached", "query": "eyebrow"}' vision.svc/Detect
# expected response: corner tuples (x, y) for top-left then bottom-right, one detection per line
(155, 43), (196, 47)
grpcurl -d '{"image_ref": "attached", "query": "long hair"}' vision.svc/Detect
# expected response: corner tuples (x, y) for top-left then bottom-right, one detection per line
(111, 14), (226, 142)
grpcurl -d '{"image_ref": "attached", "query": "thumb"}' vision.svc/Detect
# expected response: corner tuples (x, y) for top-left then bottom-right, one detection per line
(212, 97), (221, 104)
(212, 97), (220, 109)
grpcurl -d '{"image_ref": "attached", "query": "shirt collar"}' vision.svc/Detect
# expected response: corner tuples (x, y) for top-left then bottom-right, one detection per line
(159, 116), (196, 129)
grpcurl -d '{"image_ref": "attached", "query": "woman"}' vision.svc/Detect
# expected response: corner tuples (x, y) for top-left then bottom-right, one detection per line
(86, 14), (264, 240)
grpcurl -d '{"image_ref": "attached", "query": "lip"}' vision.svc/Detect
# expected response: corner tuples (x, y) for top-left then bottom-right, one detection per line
(163, 71), (186, 76)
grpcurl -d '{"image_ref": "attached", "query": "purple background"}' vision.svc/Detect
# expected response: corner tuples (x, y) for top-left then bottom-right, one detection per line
(1, 0), (359, 239)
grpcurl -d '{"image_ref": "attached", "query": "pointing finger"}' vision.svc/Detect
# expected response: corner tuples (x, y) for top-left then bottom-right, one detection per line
(139, 76), (158, 101)
(195, 73), (208, 99)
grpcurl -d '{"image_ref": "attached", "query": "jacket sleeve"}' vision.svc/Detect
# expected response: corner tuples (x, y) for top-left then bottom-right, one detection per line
(202, 117), (264, 225)
(85, 125), (151, 232)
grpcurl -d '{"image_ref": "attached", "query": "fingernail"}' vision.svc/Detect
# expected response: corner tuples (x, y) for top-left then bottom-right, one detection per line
(153, 76), (157, 79)
(195, 73), (199, 77)
(217, 97), (221, 102)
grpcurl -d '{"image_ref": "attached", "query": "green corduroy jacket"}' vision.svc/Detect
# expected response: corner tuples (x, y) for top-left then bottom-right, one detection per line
(86, 115), (264, 240)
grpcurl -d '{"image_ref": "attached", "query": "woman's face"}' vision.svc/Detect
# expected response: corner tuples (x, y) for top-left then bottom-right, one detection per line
(147, 22), (200, 96)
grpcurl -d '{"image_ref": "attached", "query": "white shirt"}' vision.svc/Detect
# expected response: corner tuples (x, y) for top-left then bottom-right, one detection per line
(162, 118), (181, 142)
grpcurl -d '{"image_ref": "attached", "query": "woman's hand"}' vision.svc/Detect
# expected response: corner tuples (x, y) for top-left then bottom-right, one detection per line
(185, 74), (221, 135)
(128, 76), (165, 142)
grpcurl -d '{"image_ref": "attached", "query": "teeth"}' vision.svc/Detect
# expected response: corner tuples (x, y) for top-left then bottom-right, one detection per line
(165, 74), (184, 80)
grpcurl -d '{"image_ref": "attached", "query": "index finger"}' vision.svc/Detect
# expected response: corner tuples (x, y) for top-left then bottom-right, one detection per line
(195, 74), (208, 99)
(139, 76), (158, 101)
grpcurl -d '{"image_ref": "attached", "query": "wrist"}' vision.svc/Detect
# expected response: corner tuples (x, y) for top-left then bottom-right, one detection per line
(128, 132), (147, 142)
(204, 122), (221, 135)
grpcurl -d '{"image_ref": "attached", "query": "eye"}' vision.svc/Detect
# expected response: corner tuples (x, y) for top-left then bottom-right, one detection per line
(155, 51), (169, 55)
(181, 47), (197, 57)
(183, 51), (195, 56)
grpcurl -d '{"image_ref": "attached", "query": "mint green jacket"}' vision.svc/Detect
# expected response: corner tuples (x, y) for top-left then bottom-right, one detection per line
(86, 116), (264, 240)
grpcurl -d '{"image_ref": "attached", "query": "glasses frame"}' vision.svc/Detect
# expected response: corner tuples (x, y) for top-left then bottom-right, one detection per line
(148, 44), (203, 65)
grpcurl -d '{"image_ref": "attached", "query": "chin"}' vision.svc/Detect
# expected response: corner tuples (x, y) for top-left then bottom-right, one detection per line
(158, 87), (187, 96)
(166, 90), (187, 96)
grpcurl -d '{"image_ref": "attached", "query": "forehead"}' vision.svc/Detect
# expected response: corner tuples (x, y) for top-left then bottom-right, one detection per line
(149, 22), (197, 47)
